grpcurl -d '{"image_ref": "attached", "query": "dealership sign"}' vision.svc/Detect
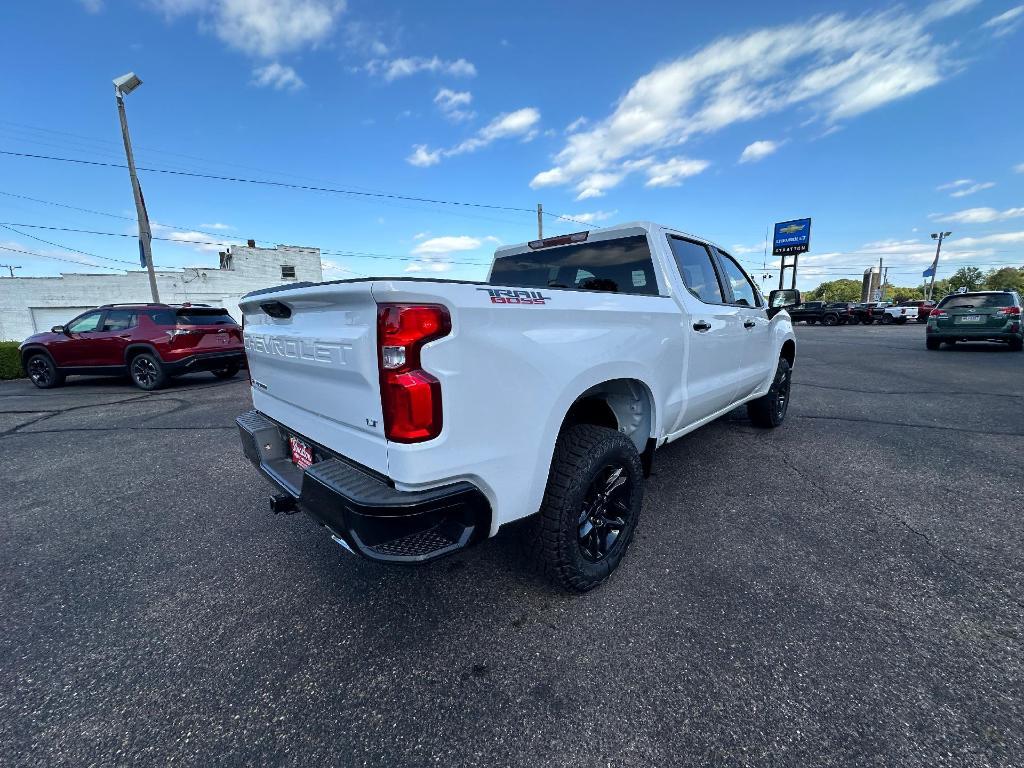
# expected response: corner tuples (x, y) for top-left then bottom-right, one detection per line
(772, 218), (812, 256)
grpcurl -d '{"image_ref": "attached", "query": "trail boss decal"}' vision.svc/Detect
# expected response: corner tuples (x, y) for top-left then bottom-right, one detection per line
(477, 288), (551, 305)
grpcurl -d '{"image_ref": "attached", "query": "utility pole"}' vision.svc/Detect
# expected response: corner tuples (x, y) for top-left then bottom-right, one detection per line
(113, 72), (160, 303)
(882, 266), (889, 302)
(0, 264), (21, 278)
(927, 231), (951, 301)
(877, 256), (883, 301)
(536, 203), (543, 239)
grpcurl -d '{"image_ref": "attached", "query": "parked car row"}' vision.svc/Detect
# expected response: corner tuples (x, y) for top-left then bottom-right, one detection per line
(788, 300), (933, 325)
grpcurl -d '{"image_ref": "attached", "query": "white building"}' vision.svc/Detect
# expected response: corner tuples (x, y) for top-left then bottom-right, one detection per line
(0, 242), (322, 341)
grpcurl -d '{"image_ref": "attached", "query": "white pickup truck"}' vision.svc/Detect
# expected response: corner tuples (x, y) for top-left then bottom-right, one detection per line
(236, 222), (799, 591)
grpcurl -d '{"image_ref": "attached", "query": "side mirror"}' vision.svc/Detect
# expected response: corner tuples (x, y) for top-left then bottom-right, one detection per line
(767, 289), (801, 318)
(51, 325), (66, 334)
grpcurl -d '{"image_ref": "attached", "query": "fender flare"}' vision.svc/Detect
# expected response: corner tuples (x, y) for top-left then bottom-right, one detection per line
(123, 342), (162, 364)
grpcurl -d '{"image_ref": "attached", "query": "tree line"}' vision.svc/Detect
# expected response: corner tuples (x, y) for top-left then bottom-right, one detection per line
(803, 266), (1024, 303)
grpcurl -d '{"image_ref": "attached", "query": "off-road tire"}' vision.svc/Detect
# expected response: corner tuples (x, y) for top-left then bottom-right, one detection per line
(822, 314), (838, 326)
(25, 353), (65, 389)
(529, 424), (644, 593)
(212, 362), (241, 379)
(129, 352), (168, 391)
(747, 357), (792, 429)
(926, 337), (941, 350)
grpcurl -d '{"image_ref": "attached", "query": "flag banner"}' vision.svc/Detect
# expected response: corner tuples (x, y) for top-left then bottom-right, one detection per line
(923, 265), (936, 278)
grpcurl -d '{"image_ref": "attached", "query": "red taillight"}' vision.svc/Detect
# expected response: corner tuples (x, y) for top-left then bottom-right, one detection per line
(998, 306), (1021, 315)
(931, 310), (947, 319)
(377, 304), (451, 443)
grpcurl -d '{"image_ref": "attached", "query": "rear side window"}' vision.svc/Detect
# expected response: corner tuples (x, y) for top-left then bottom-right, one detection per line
(668, 237), (724, 304)
(489, 235), (658, 295)
(176, 310), (237, 325)
(938, 293), (1013, 309)
(102, 310), (137, 331)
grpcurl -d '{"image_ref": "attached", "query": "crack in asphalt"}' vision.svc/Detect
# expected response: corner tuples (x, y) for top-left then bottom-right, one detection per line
(795, 413), (1024, 437)
(0, 380), (246, 438)
(794, 382), (1024, 399)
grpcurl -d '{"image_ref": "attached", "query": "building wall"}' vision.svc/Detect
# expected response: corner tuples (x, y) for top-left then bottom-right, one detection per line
(0, 244), (321, 341)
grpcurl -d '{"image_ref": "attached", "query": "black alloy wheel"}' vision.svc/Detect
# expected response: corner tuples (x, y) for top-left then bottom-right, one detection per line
(577, 465), (632, 562)
(26, 354), (63, 389)
(130, 353), (167, 391)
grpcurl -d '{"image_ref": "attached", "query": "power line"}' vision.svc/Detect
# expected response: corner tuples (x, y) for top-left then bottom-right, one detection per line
(0, 221), (496, 267)
(0, 149), (586, 226)
(0, 244), (125, 272)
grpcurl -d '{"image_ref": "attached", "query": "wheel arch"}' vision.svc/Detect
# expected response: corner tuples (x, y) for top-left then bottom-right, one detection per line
(123, 342), (161, 364)
(558, 377), (656, 454)
(19, 344), (55, 368)
(781, 339), (795, 369)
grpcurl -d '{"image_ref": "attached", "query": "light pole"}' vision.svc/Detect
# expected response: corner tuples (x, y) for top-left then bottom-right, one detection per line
(113, 72), (160, 303)
(927, 231), (951, 301)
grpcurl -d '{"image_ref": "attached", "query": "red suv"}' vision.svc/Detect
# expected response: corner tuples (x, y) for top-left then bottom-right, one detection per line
(19, 303), (244, 391)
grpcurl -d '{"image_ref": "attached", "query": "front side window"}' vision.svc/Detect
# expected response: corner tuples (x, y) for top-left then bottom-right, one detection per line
(716, 252), (761, 307)
(67, 312), (102, 333)
(102, 310), (137, 331)
(667, 237), (724, 304)
(489, 235), (658, 295)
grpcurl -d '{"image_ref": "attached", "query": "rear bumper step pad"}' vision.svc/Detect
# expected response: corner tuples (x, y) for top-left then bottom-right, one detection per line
(236, 409), (489, 563)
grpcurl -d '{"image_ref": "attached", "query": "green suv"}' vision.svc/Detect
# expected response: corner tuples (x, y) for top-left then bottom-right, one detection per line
(925, 291), (1023, 351)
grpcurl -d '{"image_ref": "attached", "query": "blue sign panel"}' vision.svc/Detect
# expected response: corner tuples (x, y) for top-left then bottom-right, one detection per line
(772, 218), (812, 256)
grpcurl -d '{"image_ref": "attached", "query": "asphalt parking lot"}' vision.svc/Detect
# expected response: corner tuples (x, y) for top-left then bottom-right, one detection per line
(2, 323), (1022, 767)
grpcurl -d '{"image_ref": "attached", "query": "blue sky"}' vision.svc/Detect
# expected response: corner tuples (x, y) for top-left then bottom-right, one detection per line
(0, 0), (1022, 290)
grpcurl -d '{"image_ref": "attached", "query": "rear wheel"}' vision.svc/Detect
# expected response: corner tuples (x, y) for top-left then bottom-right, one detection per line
(26, 353), (65, 389)
(882, 314), (894, 325)
(944, 340), (957, 348)
(212, 362), (241, 379)
(129, 353), (167, 391)
(748, 357), (791, 429)
(862, 318), (874, 325)
(807, 319), (817, 325)
(822, 314), (838, 326)
(531, 424), (643, 593)
(926, 337), (941, 350)
(1009, 336), (1023, 352)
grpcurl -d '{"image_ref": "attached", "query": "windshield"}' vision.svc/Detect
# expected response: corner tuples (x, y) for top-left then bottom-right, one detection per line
(938, 293), (1013, 309)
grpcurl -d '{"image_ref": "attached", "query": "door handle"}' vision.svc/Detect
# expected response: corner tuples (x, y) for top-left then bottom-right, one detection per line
(118, 334), (132, 339)
(692, 321), (711, 332)
(744, 320), (756, 329)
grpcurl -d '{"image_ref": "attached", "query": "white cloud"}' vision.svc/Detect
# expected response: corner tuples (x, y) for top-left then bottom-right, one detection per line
(569, 210), (618, 224)
(199, 222), (234, 230)
(151, 0), (346, 58)
(406, 144), (441, 167)
(732, 241), (768, 255)
(739, 140), (781, 164)
(434, 88), (475, 122)
(530, 2), (976, 198)
(952, 231), (1024, 246)
(164, 230), (239, 253)
(251, 62), (305, 90)
(950, 182), (995, 198)
(367, 56), (476, 81)
(933, 207), (1024, 224)
(644, 157), (710, 188)
(937, 178), (995, 197)
(1014, 163), (1024, 174)
(412, 235), (483, 255)
(566, 116), (588, 133)
(78, 0), (103, 12)
(407, 107), (540, 166)
(982, 5), (1024, 36)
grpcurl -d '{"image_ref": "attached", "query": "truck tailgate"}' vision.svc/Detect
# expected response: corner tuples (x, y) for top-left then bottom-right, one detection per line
(240, 282), (387, 474)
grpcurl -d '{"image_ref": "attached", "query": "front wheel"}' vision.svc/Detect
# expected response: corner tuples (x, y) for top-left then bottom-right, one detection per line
(129, 353), (167, 391)
(926, 337), (941, 350)
(26, 353), (65, 389)
(747, 357), (792, 429)
(212, 362), (241, 379)
(882, 314), (894, 325)
(532, 424), (644, 593)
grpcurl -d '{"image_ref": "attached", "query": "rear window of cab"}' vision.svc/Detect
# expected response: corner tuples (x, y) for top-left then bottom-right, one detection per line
(488, 235), (658, 295)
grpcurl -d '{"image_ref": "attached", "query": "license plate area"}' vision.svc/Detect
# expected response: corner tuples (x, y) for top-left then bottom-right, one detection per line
(289, 436), (315, 469)
(957, 315), (983, 323)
